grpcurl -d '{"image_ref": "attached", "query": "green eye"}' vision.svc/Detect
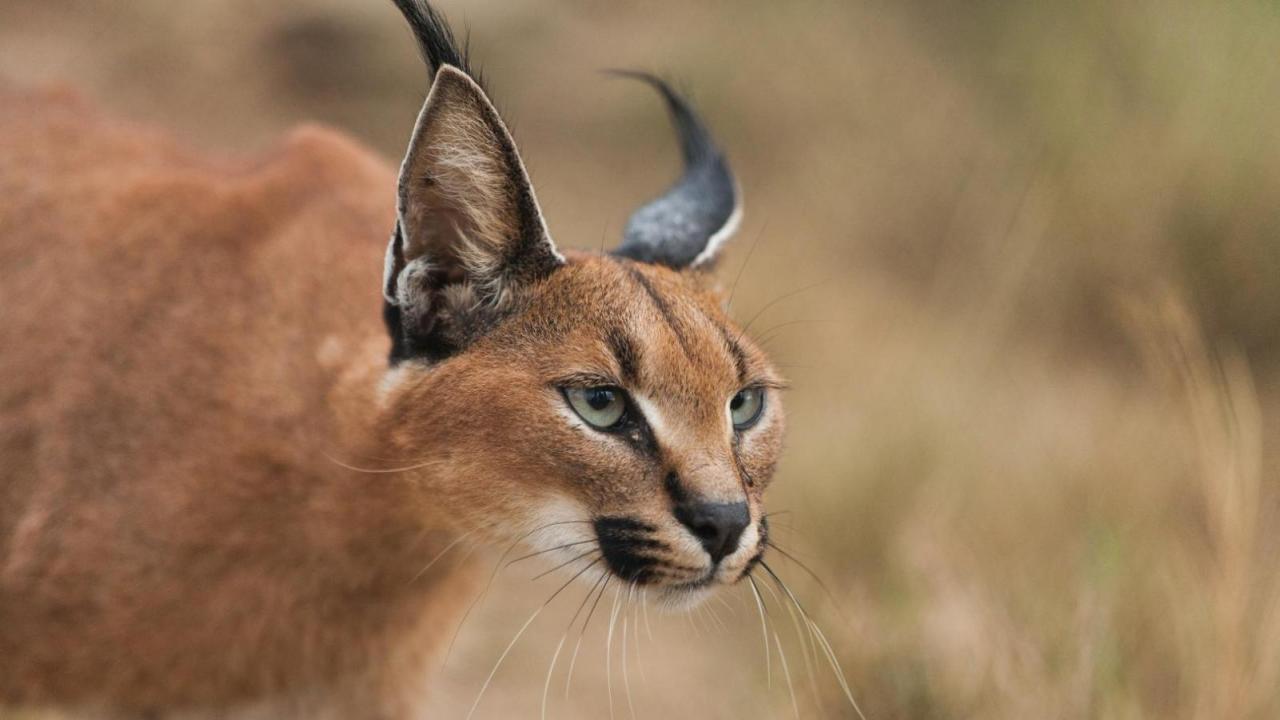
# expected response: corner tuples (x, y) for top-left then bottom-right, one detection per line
(729, 387), (765, 430)
(564, 386), (628, 430)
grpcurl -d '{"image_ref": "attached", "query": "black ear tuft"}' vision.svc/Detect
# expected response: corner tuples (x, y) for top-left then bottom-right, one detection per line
(611, 72), (741, 270)
(390, 0), (478, 82)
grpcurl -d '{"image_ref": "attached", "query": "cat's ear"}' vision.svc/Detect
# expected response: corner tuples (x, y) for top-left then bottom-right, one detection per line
(383, 66), (563, 362)
(611, 72), (740, 270)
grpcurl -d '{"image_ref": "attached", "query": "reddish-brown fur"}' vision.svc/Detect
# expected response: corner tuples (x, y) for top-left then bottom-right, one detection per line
(0, 82), (782, 717)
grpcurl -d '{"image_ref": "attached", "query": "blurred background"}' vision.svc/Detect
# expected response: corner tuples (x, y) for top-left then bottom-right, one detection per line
(3, 0), (1278, 717)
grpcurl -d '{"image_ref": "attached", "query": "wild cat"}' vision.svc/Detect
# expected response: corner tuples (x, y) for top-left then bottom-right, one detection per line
(0, 0), (811, 717)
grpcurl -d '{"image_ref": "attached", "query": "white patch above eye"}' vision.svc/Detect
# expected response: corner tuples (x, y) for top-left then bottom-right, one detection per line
(630, 393), (676, 447)
(555, 388), (681, 450)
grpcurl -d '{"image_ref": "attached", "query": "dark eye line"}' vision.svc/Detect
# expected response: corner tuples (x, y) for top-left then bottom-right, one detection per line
(611, 391), (647, 433)
(556, 384), (661, 459)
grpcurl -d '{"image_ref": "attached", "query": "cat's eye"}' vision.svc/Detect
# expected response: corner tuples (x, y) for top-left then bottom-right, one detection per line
(729, 387), (765, 430)
(563, 386), (628, 430)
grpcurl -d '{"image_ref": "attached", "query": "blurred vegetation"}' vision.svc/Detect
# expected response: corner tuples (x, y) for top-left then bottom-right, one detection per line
(1, 0), (1277, 718)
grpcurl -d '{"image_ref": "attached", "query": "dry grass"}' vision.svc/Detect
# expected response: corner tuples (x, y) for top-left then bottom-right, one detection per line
(1, 0), (1277, 717)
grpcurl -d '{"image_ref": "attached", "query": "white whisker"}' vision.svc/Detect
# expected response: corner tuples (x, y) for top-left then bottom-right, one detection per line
(760, 571), (822, 707)
(445, 520), (589, 668)
(774, 627), (800, 719)
(631, 586), (649, 686)
(809, 619), (867, 720)
(564, 635), (586, 701)
(641, 587), (655, 644)
(622, 584), (638, 719)
(746, 576), (773, 689)
(468, 549), (598, 720)
(566, 574), (611, 699)
(409, 527), (477, 584)
(606, 585), (623, 720)
(323, 452), (435, 474)
(540, 635), (567, 720)
(465, 604), (545, 720)
(763, 562), (867, 720)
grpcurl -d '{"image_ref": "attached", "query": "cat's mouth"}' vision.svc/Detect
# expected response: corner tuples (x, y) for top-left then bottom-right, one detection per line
(664, 573), (717, 597)
(591, 515), (761, 594)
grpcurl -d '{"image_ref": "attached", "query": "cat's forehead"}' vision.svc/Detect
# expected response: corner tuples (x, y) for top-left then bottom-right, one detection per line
(526, 254), (762, 399)
(563, 254), (724, 317)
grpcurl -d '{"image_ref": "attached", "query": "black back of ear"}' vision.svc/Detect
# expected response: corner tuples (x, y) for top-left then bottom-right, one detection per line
(383, 63), (562, 363)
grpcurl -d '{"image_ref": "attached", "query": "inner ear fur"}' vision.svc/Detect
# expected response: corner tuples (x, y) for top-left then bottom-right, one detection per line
(385, 66), (562, 362)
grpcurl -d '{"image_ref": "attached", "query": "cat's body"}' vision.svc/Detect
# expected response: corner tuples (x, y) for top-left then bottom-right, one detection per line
(0, 2), (784, 717)
(0, 86), (467, 716)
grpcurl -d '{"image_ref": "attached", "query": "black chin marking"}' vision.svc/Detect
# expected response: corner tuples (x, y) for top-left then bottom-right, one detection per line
(594, 516), (667, 584)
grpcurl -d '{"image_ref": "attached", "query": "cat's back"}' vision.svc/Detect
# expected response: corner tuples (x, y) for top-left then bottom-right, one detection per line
(0, 87), (397, 702)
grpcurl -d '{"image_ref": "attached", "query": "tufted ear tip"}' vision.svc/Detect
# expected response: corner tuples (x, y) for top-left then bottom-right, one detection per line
(383, 11), (561, 364)
(611, 73), (741, 270)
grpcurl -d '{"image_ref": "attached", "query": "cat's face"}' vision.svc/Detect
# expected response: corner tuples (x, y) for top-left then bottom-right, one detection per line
(382, 253), (783, 606)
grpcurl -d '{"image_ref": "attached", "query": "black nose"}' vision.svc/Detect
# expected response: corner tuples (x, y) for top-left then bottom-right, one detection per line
(674, 501), (750, 564)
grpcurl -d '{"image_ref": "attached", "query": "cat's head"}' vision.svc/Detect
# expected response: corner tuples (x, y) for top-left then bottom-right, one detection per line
(378, 0), (783, 606)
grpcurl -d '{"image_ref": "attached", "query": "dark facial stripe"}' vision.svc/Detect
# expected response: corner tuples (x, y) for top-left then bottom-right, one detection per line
(732, 446), (755, 489)
(594, 517), (657, 535)
(714, 321), (749, 384)
(605, 326), (641, 386)
(623, 265), (694, 358)
(594, 516), (667, 583)
(610, 393), (662, 463)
